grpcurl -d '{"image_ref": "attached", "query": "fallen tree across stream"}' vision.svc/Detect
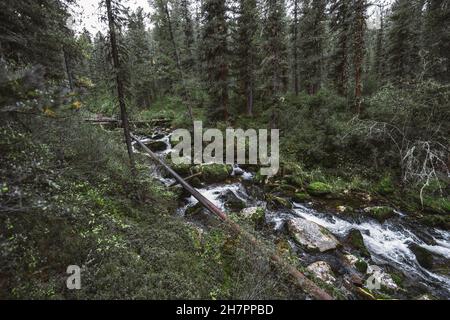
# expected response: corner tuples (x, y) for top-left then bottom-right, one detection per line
(131, 133), (334, 300)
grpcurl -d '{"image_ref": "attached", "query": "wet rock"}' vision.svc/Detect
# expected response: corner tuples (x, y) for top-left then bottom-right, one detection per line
(420, 215), (450, 230)
(306, 261), (336, 285)
(408, 243), (434, 269)
(266, 194), (292, 210)
(185, 202), (204, 216)
(167, 160), (192, 176)
(220, 190), (246, 211)
(363, 206), (395, 222)
(146, 140), (167, 152)
(232, 166), (245, 176)
(306, 182), (332, 197)
(366, 265), (398, 291)
(151, 133), (165, 140)
(287, 218), (340, 252)
(292, 192), (311, 203)
(345, 229), (371, 258)
(240, 206), (266, 226)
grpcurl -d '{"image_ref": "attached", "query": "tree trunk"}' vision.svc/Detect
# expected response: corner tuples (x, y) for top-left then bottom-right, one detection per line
(105, 0), (135, 172)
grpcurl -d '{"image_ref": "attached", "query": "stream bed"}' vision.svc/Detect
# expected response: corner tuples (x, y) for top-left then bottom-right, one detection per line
(132, 128), (450, 299)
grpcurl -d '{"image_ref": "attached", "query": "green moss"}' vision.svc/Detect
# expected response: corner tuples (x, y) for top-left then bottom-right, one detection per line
(421, 196), (450, 215)
(355, 260), (368, 273)
(420, 215), (450, 230)
(196, 164), (232, 183)
(292, 192), (311, 203)
(390, 273), (404, 287)
(346, 229), (370, 258)
(364, 206), (395, 222)
(307, 182), (332, 196)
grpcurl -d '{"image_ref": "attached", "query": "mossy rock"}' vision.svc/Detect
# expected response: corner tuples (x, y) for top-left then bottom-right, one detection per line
(409, 243), (434, 269)
(292, 192), (311, 203)
(420, 215), (450, 230)
(221, 190), (246, 211)
(266, 194), (293, 209)
(307, 182), (332, 197)
(285, 174), (304, 188)
(420, 197), (450, 215)
(185, 202), (203, 216)
(167, 159), (193, 176)
(355, 259), (368, 273)
(346, 229), (370, 258)
(363, 206), (395, 222)
(196, 164), (232, 183)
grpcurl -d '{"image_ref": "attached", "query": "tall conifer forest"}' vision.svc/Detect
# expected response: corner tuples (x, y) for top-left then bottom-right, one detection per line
(0, 0), (449, 301)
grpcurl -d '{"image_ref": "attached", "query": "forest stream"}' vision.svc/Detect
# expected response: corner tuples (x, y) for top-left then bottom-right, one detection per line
(132, 127), (450, 300)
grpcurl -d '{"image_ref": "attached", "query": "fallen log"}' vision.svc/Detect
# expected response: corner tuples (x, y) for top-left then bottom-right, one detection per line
(85, 118), (171, 124)
(131, 134), (334, 300)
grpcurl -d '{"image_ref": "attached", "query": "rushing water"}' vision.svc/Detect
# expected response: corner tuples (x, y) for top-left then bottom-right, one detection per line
(134, 131), (450, 298)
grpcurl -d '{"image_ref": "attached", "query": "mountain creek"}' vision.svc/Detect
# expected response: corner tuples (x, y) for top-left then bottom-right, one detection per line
(131, 126), (450, 300)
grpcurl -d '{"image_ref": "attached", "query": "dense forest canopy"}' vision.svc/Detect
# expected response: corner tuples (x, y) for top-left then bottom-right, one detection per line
(0, 0), (449, 300)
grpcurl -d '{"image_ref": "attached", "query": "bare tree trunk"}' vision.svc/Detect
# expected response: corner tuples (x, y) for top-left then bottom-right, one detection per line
(105, 0), (135, 173)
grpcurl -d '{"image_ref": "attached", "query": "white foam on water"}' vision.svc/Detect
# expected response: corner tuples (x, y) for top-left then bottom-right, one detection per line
(292, 203), (450, 293)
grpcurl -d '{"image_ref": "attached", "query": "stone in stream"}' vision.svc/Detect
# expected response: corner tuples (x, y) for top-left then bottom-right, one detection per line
(365, 265), (398, 291)
(306, 261), (336, 285)
(363, 206), (395, 222)
(220, 189), (246, 211)
(287, 218), (341, 253)
(345, 229), (371, 258)
(145, 140), (167, 152)
(239, 206), (266, 226)
(266, 194), (293, 210)
(408, 243), (449, 273)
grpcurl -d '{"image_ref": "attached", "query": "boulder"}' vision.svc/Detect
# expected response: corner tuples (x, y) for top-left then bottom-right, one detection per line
(287, 218), (340, 252)
(345, 229), (371, 258)
(266, 194), (292, 210)
(363, 206), (395, 222)
(408, 243), (434, 269)
(292, 192), (311, 203)
(196, 164), (233, 183)
(145, 140), (167, 152)
(365, 265), (398, 291)
(220, 189), (246, 211)
(306, 261), (336, 285)
(306, 182), (332, 197)
(239, 206), (266, 226)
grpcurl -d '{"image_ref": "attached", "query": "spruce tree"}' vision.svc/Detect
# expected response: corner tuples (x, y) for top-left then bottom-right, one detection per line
(261, 0), (289, 101)
(201, 0), (229, 122)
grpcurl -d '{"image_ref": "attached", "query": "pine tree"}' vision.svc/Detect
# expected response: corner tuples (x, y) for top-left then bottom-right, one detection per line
(291, 0), (300, 95)
(235, 0), (259, 115)
(423, 0), (450, 83)
(261, 0), (289, 101)
(386, 0), (423, 84)
(353, 0), (367, 114)
(299, 0), (326, 95)
(201, 0), (229, 122)
(105, 0), (135, 172)
(126, 8), (154, 108)
(373, 8), (386, 85)
(329, 0), (351, 96)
